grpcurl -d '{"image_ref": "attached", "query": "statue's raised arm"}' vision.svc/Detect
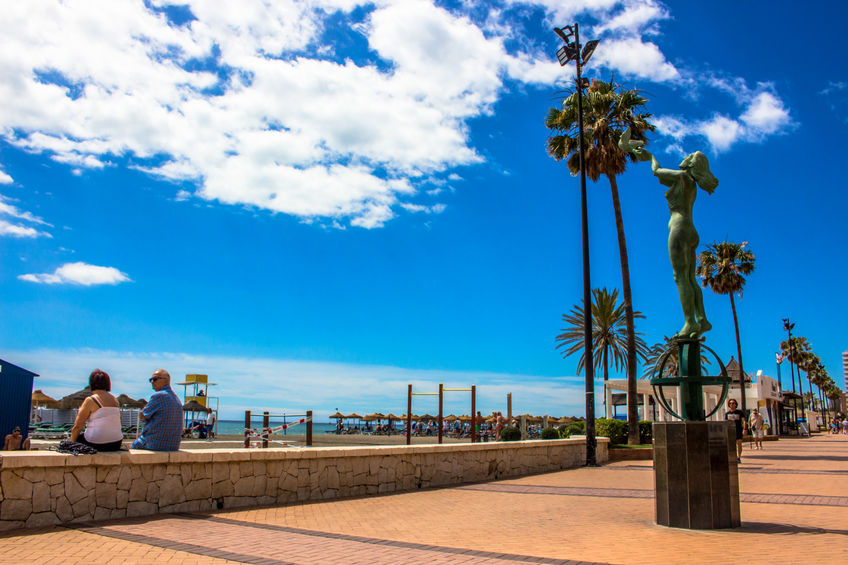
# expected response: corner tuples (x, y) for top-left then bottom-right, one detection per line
(619, 127), (718, 338)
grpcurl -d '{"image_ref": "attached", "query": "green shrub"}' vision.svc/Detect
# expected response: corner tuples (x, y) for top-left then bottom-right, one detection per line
(540, 426), (559, 440)
(639, 421), (653, 444)
(595, 418), (628, 445)
(563, 420), (585, 437)
(500, 426), (521, 441)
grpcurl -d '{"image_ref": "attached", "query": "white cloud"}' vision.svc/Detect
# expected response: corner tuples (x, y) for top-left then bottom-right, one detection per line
(652, 84), (793, 153)
(0, 0), (794, 226)
(652, 115), (688, 140)
(594, 0), (669, 34)
(2, 0), (546, 229)
(740, 91), (790, 135)
(0, 169), (12, 184)
(0, 194), (51, 226)
(7, 347), (587, 420)
(0, 194), (52, 238)
(819, 81), (846, 96)
(593, 37), (678, 82)
(698, 115), (743, 152)
(506, 0), (619, 24)
(0, 219), (51, 238)
(19, 262), (130, 286)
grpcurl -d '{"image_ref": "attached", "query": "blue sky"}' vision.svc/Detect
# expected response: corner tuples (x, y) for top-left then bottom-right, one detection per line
(1, 0), (846, 420)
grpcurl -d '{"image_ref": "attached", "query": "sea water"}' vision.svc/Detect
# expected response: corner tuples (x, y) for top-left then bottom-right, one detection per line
(216, 420), (358, 436)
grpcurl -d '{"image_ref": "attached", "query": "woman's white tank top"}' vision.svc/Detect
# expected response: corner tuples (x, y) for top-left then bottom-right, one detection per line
(84, 402), (124, 443)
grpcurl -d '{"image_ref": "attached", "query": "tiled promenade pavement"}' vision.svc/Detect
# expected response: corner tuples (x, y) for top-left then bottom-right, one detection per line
(3, 435), (848, 564)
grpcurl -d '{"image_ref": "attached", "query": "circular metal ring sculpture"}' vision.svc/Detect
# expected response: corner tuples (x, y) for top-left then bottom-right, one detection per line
(649, 338), (731, 421)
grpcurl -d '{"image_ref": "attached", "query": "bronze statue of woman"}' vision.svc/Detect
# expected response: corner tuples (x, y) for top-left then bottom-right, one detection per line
(619, 128), (718, 338)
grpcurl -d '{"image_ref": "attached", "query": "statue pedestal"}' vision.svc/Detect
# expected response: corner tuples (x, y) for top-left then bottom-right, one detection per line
(653, 421), (740, 529)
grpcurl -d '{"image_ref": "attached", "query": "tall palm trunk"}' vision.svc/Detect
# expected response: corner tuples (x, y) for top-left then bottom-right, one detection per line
(607, 174), (639, 444)
(603, 345), (609, 417)
(729, 292), (746, 414)
(819, 386), (828, 425)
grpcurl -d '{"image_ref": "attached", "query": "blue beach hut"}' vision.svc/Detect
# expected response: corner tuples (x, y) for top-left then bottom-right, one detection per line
(0, 359), (39, 443)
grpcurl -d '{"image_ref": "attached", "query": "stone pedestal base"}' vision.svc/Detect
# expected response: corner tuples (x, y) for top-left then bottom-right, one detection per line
(653, 421), (741, 529)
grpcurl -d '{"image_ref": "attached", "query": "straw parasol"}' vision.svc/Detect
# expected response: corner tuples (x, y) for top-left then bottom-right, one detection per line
(345, 413), (363, 420)
(329, 411), (345, 419)
(458, 415), (472, 422)
(444, 414), (457, 421)
(419, 413), (435, 421)
(58, 387), (92, 409)
(31, 390), (59, 409)
(183, 400), (210, 412)
(385, 413), (401, 420)
(365, 412), (385, 421)
(117, 394), (147, 408)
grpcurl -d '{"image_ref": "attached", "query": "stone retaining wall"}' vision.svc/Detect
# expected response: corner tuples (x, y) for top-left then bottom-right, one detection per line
(0, 438), (607, 531)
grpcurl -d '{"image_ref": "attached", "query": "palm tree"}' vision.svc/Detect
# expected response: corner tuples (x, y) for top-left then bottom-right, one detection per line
(804, 355), (829, 423)
(556, 287), (649, 391)
(546, 78), (654, 445)
(643, 335), (711, 380)
(779, 335), (813, 413)
(695, 241), (755, 414)
(825, 383), (843, 413)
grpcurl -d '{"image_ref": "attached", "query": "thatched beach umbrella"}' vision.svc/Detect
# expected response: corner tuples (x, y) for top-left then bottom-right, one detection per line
(345, 413), (363, 419)
(419, 413), (435, 421)
(58, 387), (91, 409)
(444, 414), (457, 421)
(32, 390), (59, 408)
(117, 394), (147, 408)
(183, 400), (210, 412)
(329, 411), (345, 420)
(365, 412), (385, 420)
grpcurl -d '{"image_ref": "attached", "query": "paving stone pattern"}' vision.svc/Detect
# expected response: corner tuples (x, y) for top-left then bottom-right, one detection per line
(0, 435), (846, 564)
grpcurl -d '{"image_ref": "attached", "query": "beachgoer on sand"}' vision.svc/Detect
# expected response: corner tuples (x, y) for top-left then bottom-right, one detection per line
(3, 426), (30, 451)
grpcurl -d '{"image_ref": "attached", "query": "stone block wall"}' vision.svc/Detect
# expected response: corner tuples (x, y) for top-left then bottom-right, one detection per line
(0, 438), (607, 531)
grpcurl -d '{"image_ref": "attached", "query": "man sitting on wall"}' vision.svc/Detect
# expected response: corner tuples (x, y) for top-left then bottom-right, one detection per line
(132, 369), (183, 451)
(3, 427), (31, 450)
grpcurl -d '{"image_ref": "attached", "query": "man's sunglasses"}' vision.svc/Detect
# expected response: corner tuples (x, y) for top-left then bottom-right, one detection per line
(149, 376), (164, 383)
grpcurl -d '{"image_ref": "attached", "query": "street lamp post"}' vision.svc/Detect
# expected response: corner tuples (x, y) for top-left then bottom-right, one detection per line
(554, 23), (599, 466)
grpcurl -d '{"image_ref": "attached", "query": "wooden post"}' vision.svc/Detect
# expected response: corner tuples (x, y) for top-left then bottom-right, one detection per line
(306, 410), (313, 447)
(262, 411), (270, 449)
(438, 383), (444, 444)
(407, 384), (412, 446)
(244, 410), (251, 448)
(471, 385), (477, 443)
(507, 393), (512, 423)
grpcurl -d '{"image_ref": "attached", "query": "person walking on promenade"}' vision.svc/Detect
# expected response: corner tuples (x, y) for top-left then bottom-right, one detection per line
(132, 369), (183, 451)
(725, 399), (747, 463)
(749, 408), (765, 450)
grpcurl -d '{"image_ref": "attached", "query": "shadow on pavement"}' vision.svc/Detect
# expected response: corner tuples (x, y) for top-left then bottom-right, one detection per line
(742, 522), (848, 536)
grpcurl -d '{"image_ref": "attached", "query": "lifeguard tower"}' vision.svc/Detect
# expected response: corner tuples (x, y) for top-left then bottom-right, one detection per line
(176, 374), (219, 438)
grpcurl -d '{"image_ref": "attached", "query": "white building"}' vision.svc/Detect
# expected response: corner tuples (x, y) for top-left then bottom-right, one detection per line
(603, 358), (782, 436)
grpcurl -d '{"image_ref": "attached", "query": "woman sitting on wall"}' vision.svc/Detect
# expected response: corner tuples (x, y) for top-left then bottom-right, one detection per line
(70, 369), (124, 451)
